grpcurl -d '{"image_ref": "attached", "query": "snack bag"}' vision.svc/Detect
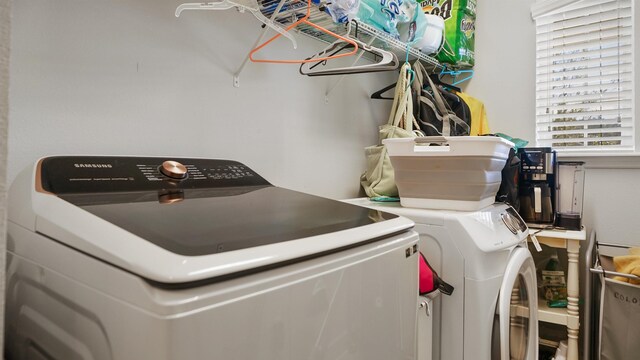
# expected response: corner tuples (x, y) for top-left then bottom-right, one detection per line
(357, 0), (413, 38)
(420, 0), (475, 68)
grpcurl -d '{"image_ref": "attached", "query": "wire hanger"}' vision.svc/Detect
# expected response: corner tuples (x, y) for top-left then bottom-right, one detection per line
(175, 1), (297, 49)
(249, 0), (358, 64)
(299, 21), (398, 76)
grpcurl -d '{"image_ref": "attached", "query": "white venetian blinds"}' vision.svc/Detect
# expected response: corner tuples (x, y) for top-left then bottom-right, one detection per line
(535, 0), (634, 151)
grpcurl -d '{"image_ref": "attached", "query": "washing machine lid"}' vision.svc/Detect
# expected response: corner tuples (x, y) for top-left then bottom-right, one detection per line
(21, 157), (413, 285)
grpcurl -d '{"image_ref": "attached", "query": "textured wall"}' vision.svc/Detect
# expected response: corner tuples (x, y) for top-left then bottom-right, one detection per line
(464, 0), (537, 141)
(0, 0), (11, 353)
(8, 0), (394, 200)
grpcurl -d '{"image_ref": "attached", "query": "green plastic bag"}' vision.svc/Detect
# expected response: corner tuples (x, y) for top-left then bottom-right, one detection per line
(421, 0), (476, 68)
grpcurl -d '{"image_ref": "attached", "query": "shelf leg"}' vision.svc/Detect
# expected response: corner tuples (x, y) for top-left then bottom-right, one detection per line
(566, 239), (580, 360)
(233, 0), (288, 87)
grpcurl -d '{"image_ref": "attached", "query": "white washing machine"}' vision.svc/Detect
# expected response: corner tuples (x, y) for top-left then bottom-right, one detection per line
(344, 199), (539, 360)
(5, 156), (421, 360)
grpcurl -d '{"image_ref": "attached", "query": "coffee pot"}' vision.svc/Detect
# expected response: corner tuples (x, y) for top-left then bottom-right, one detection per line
(517, 147), (557, 226)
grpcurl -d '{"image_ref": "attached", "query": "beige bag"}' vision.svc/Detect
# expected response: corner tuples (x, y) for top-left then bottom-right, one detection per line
(361, 63), (422, 198)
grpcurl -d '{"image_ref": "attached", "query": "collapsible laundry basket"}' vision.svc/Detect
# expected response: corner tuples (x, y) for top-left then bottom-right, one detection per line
(588, 238), (640, 360)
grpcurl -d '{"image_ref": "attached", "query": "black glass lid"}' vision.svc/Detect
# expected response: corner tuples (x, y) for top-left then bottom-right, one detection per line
(41, 156), (397, 256)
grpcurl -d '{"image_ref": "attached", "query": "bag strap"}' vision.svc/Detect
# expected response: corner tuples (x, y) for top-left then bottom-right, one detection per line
(387, 63), (409, 127)
(424, 77), (471, 136)
(388, 63), (417, 133)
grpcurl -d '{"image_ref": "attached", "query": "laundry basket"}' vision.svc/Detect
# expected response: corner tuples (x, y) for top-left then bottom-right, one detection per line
(589, 239), (640, 360)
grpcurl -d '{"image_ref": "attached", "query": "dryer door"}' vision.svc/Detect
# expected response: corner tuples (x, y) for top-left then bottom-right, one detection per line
(495, 247), (538, 360)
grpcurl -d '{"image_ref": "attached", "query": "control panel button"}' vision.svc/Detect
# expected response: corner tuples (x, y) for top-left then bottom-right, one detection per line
(159, 161), (188, 180)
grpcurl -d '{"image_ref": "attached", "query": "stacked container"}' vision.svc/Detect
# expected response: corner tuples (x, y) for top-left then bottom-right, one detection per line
(383, 136), (513, 211)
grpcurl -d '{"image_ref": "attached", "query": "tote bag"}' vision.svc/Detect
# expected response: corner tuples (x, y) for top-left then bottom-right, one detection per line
(361, 63), (422, 198)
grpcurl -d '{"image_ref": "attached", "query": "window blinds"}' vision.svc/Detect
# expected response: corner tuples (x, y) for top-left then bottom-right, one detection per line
(535, 0), (633, 151)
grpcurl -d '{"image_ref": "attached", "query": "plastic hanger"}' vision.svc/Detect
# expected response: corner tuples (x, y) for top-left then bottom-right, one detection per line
(248, 0), (358, 64)
(370, 82), (397, 100)
(175, 1), (297, 49)
(429, 73), (461, 93)
(299, 22), (398, 76)
(438, 68), (474, 87)
(370, 49), (419, 100)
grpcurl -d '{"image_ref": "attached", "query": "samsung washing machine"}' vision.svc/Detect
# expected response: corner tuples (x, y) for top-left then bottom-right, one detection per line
(5, 156), (421, 360)
(344, 199), (539, 360)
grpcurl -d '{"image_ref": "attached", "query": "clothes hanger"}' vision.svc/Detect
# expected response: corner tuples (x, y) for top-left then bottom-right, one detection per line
(299, 22), (398, 76)
(370, 82), (397, 100)
(428, 74), (460, 93)
(248, 0), (358, 64)
(175, 1), (297, 49)
(440, 69), (474, 86)
(370, 52), (425, 101)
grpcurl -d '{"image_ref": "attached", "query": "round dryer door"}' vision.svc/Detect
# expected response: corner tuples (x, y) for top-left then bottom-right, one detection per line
(494, 247), (538, 360)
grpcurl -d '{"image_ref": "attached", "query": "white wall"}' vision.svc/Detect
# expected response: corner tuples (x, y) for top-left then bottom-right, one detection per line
(0, 0), (10, 353)
(8, 0), (395, 199)
(464, 0), (537, 141)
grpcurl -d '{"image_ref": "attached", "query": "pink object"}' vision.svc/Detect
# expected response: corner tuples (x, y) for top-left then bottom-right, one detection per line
(419, 252), (454, 296)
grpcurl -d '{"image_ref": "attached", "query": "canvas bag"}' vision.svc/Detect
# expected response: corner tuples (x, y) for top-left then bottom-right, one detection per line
(361, 63), (422, 198)
(411, 61), (470, 136)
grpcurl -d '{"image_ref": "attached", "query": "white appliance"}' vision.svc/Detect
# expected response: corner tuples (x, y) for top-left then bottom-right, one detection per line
(5, 156), (420, 360)
(344, 199), (539, 360)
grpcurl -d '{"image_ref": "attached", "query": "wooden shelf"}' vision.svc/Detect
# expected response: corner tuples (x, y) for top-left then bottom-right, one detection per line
(537, 297), (568, 326)
(529, 228), (587, 242)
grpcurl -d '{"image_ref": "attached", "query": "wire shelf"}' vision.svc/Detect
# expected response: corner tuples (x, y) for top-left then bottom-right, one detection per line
(257, 0), (445, 71)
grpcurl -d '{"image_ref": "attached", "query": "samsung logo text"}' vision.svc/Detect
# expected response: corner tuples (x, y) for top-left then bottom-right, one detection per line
(74, 164), (113, 168)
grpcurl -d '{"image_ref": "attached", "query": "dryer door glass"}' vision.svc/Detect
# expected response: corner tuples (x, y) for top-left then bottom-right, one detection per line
(509, 275), (530, 360)
(492, 247), (538, 360)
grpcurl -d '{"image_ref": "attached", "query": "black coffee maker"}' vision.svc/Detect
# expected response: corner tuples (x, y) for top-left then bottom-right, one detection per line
(517, 147), (557, 226)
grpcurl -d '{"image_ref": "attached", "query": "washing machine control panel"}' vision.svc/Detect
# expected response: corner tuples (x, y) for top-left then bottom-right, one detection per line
(38, 156), (271, 195)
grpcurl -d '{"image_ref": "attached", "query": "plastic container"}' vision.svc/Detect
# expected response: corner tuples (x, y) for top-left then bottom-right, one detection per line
(542, 251), (567, 307)
(417, 14), (445, 54)
(554, 340), (568, 360)
(382, 136), (513, 211)
(556, 161), (585, 230)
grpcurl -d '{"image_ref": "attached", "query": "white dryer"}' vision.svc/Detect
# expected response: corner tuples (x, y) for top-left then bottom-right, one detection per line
(5, 156), (421, 360)
(344, 199), (539, 360)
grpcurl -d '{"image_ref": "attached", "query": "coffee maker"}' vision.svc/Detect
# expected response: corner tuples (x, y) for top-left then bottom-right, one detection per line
(517, 147), (557, 226)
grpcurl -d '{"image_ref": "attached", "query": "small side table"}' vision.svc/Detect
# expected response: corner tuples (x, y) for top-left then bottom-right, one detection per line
(528, 228), (587, 360)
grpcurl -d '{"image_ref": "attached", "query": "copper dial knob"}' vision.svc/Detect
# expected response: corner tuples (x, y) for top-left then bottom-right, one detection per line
(159, 160), (188, 179)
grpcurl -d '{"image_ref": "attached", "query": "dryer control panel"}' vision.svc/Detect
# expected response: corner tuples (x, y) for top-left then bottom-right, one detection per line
(38, 156), (271, 195)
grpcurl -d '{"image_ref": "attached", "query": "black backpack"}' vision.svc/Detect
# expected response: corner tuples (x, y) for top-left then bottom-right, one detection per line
(411, 61), (471, 137)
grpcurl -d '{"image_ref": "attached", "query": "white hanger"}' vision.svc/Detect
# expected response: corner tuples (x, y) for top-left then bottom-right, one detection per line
(299, 22), (398, 76)
(176, 1), (297, 49)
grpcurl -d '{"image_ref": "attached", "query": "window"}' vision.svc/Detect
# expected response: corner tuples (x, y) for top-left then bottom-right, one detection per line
(533, 0), (633, 152)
